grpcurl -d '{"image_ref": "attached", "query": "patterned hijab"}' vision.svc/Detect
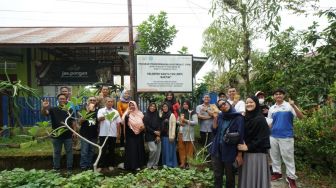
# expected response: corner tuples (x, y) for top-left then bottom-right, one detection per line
(122, 101), (144, 134)
(120, 90), (131, 103)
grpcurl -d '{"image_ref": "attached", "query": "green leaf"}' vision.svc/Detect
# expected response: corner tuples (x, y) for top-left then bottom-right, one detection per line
(50, 126), (68, 138)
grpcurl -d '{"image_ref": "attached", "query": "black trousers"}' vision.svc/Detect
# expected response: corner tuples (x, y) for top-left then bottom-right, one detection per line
(212, 155), (235, 188)
(200, 131), (213, 147)
(98, 136), (116, 168)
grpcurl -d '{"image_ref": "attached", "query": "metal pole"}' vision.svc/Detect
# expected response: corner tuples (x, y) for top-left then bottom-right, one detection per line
(127, 0), (136, 100)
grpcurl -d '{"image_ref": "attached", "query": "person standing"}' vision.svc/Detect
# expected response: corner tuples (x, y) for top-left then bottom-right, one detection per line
(59, 86), (78, 112)
(144, 102), (161, 169)
(218, 92), (227, 101)
(117, 89), (131, 146)
(59, 86), (79, 150)
(268, 88), (304, 188)
(238, 96), (271, 188)
(59, 86), (71, 101)
(196, 93), (214, 148)
(97, 97), (122, 172)
(255, 91), (270, 117)
(41, 94), (76, 171)
(160, 102), (178, 168)
(97, 85), (111, 108)
(211, 100), (244, 188)
(227, 87), (245, 114)
(122, 101), (146, 171)
(117, 90), (131, 118)
(177, 100), (198, 168)
(79, 96), (99, 170)
(164, 91), (180, 119)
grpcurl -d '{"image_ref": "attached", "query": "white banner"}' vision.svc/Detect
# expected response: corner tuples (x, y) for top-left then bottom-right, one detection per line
(136, 55), (193, 92)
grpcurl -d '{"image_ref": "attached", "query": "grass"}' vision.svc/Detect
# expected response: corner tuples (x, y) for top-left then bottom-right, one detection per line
(0, 137), (53, 157)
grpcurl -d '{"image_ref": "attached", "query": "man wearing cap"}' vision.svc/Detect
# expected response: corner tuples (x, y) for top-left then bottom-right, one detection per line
(268, 88), (304, 188)
(255, 91), (272, 123)
(218, 92), (227, 101)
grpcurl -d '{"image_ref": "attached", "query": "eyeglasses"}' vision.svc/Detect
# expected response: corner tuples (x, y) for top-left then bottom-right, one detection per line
(89, 99), (96, 102)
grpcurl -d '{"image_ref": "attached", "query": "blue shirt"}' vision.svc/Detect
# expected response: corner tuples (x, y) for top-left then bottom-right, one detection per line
(268, 101), (296, 138)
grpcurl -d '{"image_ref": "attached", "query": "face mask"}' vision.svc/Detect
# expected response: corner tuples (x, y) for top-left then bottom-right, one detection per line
(259, 98), (265, 104)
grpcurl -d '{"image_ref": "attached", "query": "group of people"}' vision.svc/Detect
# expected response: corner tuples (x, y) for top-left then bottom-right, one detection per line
(41, 85), (304, 188)
(198, 87), (303, 188)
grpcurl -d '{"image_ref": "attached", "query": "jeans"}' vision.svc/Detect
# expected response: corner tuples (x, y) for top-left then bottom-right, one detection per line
(80, 138), (97, 169)
(200, 131), (213, 148)
(51, 138), (73, 170)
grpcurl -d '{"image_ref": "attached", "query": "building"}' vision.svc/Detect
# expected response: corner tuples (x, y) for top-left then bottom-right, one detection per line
(0, 26), (207, 126)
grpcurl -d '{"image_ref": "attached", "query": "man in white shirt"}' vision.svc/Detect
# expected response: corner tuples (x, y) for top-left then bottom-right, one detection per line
(227, 87), (245, 114)
(97, 97), (122, 172)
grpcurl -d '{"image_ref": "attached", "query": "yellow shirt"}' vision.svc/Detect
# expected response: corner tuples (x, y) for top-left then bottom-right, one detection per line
(117, 101), (129, 117)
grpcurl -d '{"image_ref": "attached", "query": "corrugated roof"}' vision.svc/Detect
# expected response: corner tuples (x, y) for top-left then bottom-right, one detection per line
(0, 27), (137, 46)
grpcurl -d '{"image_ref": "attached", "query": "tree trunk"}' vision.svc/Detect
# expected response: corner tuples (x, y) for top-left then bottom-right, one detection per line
(241, 4), (251, 95)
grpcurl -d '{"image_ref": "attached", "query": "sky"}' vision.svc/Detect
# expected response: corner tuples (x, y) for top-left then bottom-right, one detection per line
(1, 0), (335, 83)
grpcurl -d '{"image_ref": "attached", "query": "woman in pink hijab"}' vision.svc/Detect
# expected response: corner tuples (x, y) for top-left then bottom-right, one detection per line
(122, 101), (145, 171)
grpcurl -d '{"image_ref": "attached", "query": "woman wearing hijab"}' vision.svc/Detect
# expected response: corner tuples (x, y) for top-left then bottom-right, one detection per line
(122, 101), (145, 171)
(160, 102), (178, 168)
(238, 96), (271, 188)
(177, 100), (198, 168)
(144, 102), (161, 169)
(117, 90), (131, 146)
(211, 100), (244, 188)
(164, 91), (180, 119)
(117, 90), (131, 117)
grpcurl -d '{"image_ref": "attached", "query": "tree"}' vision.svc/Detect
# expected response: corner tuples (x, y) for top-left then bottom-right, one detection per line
(250, 9), (336, 108)
(136, 11), (178, 54)
(178, 46), (188, 54)
(208, 0), (319, 94)
(202, 20), (244, 73)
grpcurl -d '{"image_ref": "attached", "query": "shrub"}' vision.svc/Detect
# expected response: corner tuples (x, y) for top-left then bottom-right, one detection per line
(294, 105), (336, 173)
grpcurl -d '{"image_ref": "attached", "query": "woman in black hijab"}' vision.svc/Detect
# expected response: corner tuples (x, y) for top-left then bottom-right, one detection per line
(211, 100), (244, 188)
(160, 102), (178, 167)
(238, 96), (271, 188)
(144, 102), (161, 169)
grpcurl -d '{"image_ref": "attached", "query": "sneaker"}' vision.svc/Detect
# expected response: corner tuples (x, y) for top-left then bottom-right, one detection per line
(96, 168), (102, 173)
(152, 166), (158, 170)
(271, 172), (283, 181)
(286, 177), (297, 188)
(108, 166), (114, 171)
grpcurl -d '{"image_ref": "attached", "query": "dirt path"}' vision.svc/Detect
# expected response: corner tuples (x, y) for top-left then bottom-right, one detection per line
(271, 178), (306, 188)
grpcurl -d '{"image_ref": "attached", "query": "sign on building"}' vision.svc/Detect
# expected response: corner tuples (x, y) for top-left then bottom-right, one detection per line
(136, 55), (192, 92)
